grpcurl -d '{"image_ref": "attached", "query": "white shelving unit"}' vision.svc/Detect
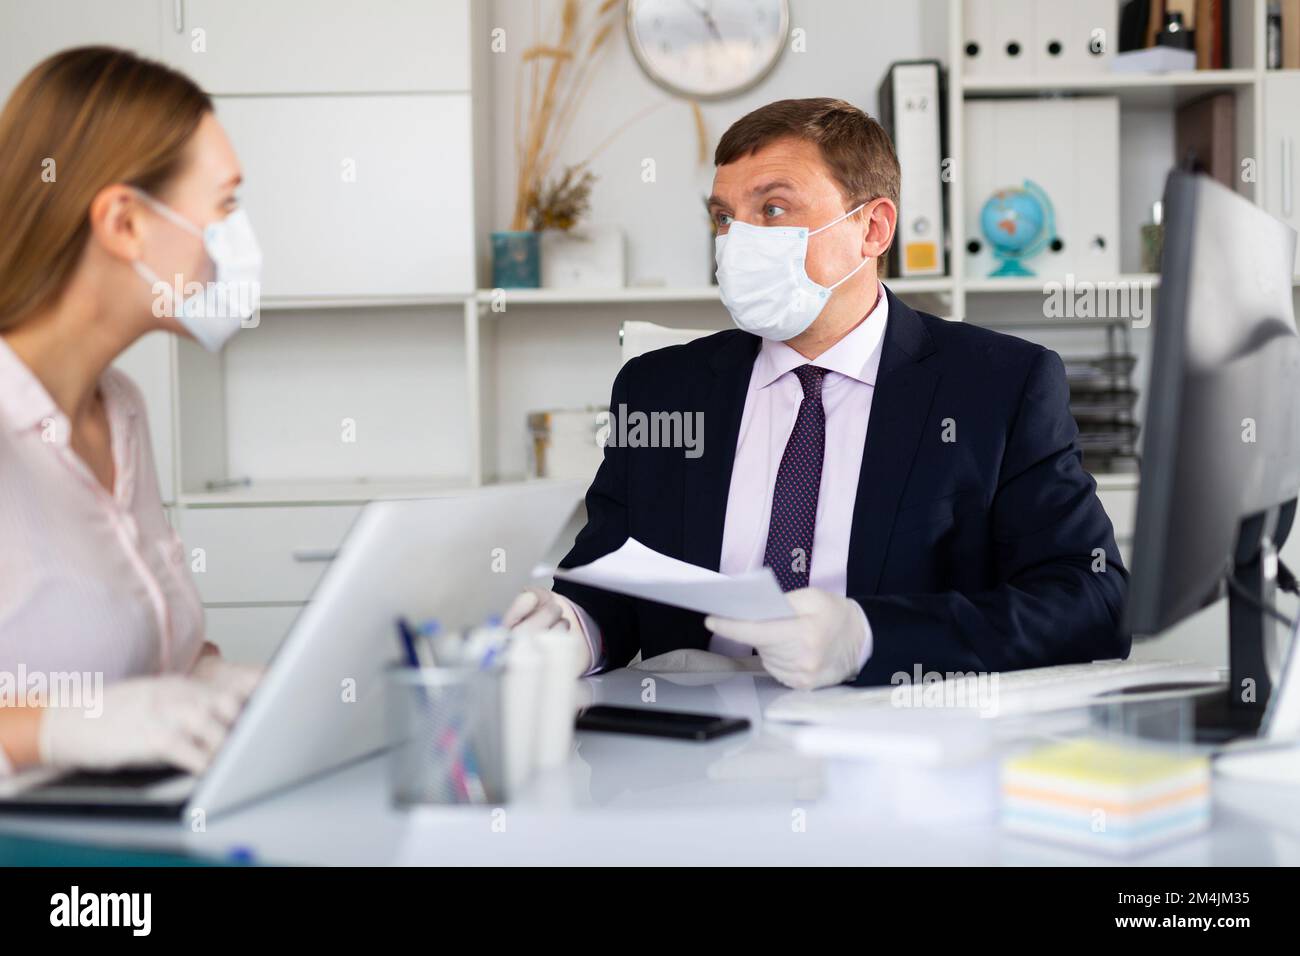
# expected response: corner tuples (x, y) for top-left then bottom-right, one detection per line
(164, 0), (1286, 506)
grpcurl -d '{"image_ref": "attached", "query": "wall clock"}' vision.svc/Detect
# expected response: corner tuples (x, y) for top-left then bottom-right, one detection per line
(626, 0), (791, 101)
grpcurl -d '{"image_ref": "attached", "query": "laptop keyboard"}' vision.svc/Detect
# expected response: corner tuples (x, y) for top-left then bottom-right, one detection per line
(31, 766), (187, 792)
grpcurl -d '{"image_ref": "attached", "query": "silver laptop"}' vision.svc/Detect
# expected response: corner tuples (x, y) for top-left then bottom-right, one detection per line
(0, 481), (584, 820)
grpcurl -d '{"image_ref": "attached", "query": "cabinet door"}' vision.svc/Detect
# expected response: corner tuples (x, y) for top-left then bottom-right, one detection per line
(217, 94), (474, 297)
(158, 0), (469, 94)
(114, 332), (177, 504)
(0, 0), (159, 106)
(203, 605), (302, 665)
(1263, 73), (1300, 276)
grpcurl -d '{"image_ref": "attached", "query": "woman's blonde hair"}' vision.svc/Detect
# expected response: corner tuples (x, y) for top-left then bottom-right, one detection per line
(0, 46), (212, 331)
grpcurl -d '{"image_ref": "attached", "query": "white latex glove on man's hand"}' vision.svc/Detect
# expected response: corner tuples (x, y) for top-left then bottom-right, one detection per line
(190, 652), (263, 703)
(39, 676), (245, 775)
(503, 587), (593, 676)
(705, 588), (870, 690)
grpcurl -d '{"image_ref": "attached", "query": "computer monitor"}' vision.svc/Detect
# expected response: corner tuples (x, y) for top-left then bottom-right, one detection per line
(1125, 169), (1300, 743)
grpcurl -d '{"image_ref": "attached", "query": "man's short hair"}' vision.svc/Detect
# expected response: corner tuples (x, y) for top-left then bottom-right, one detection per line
(714, 97), (900, 212)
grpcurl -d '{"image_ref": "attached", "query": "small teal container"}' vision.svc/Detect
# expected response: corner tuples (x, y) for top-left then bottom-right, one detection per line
(491, 230), (541, 288)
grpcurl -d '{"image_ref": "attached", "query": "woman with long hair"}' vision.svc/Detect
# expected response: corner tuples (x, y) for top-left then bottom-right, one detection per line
(0, 47), (262, 775)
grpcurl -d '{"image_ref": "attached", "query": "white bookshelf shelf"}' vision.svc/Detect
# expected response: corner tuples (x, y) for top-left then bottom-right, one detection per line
(178, 476), (481, 507)
(259, 293), (468, 311)
(475, 276), (953, 309)
(961, 69), (1258, 107)
(248, 278), (955, 315)
(477, 286), (720, 306)
(964, 273), (1161, 294)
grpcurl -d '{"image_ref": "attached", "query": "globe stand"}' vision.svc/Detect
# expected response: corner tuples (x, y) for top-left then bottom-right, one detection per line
(989, 256), (1037, 278)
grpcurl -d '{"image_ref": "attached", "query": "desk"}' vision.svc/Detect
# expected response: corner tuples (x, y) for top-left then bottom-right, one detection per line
(2, 668), (1299, 865)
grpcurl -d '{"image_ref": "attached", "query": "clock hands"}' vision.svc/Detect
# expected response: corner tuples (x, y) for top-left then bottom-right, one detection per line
(683, 0), (725, 45)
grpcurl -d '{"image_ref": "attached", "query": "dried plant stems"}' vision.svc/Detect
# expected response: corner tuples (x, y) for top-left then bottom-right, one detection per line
(510, 0), (619, 231)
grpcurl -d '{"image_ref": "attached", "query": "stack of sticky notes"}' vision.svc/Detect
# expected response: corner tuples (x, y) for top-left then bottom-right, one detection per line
(1001, 738), (1210, 855)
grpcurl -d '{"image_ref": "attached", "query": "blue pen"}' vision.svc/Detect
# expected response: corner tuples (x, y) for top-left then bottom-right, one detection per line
(395, 616), (422, 669)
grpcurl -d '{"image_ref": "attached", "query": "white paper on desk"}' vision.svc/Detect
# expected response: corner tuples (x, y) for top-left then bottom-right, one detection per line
(536, 538), (794, 621)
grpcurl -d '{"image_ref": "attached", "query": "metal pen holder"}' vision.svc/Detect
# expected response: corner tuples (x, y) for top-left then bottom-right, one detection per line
(386, 664), (508, 806)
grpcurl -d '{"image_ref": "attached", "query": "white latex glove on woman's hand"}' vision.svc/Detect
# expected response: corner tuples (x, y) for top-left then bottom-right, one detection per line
(705, 588), (871, 690)
(190, 652), (263, 703)
(39, 676), (245, 775)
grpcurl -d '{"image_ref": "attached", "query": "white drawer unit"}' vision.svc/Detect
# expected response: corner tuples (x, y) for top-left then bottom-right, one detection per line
(217, 93), (475, 298)
(179, 505), (361, 604)
(202, 605), (304, 666)
(158, 0), (470, 94)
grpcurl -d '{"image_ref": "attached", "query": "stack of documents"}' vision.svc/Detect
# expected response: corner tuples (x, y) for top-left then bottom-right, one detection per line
(1001, 739), (1211, 856)
(538, 538), (793, 621)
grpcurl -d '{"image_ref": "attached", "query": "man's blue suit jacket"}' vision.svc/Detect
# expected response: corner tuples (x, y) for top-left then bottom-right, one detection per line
(552, 286), (1130, 684)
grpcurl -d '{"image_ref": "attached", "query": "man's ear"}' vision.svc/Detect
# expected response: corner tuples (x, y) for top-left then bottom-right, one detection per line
(861, 198), (898, 259)
(87, 184), (145, 264)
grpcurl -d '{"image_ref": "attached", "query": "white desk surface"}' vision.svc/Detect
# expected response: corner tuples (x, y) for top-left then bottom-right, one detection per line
(3, 667), (1300, 866)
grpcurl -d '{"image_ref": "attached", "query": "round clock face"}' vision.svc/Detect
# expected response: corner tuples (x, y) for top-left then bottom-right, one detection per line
(627, 0), (790, 100)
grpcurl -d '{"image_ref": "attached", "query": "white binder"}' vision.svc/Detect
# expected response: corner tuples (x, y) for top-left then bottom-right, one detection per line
(880, 61), (947, 277)
(964, 0), (1117, 77)
(963, 96), (1120, 280)
(1038, 0), (1117, 75)
(963, 0), (1035, 77)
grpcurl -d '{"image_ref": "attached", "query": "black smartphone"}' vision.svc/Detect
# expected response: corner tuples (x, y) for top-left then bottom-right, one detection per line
(575, 704), (750, 741)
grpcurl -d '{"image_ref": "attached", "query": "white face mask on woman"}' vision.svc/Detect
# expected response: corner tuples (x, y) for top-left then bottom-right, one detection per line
(131, 189), (263, 352)
(714, 201), (870, 342)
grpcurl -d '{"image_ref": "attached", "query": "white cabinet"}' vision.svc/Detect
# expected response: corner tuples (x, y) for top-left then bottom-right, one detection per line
(216, 94), (475, 298)
(113, 333), (176, 504)
(158, 0), (469, 94)
(1263, 73), (1300, 275)
(0, 0), (159, 106)
(179, 505), (361, 604)
(203, 605), (302, 665)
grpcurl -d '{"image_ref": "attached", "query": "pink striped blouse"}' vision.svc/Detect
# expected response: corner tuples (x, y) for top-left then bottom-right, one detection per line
(0, 337), (205, 693)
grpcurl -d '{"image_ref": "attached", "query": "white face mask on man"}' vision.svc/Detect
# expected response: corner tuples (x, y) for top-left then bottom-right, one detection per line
(714, 201), (871, 342)
(131, 189), (263, 352)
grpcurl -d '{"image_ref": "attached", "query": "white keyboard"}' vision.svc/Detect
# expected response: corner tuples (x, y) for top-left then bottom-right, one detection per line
(764, 659), (1226, 724)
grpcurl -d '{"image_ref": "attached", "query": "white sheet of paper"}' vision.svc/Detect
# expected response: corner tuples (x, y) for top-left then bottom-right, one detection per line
(536, 538), (794, 621)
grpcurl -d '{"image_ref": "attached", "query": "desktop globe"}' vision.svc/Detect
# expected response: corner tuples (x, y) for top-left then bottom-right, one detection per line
(979, 180), (1057, 278)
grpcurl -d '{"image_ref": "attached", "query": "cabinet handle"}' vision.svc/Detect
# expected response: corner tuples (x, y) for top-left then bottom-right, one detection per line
(1284, 137), (1294, 219)
(291, 548), (338, 563)
(173, 0), (184, 33)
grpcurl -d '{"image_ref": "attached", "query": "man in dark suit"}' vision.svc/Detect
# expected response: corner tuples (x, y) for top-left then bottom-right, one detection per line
(505, 97), (1127, 689)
